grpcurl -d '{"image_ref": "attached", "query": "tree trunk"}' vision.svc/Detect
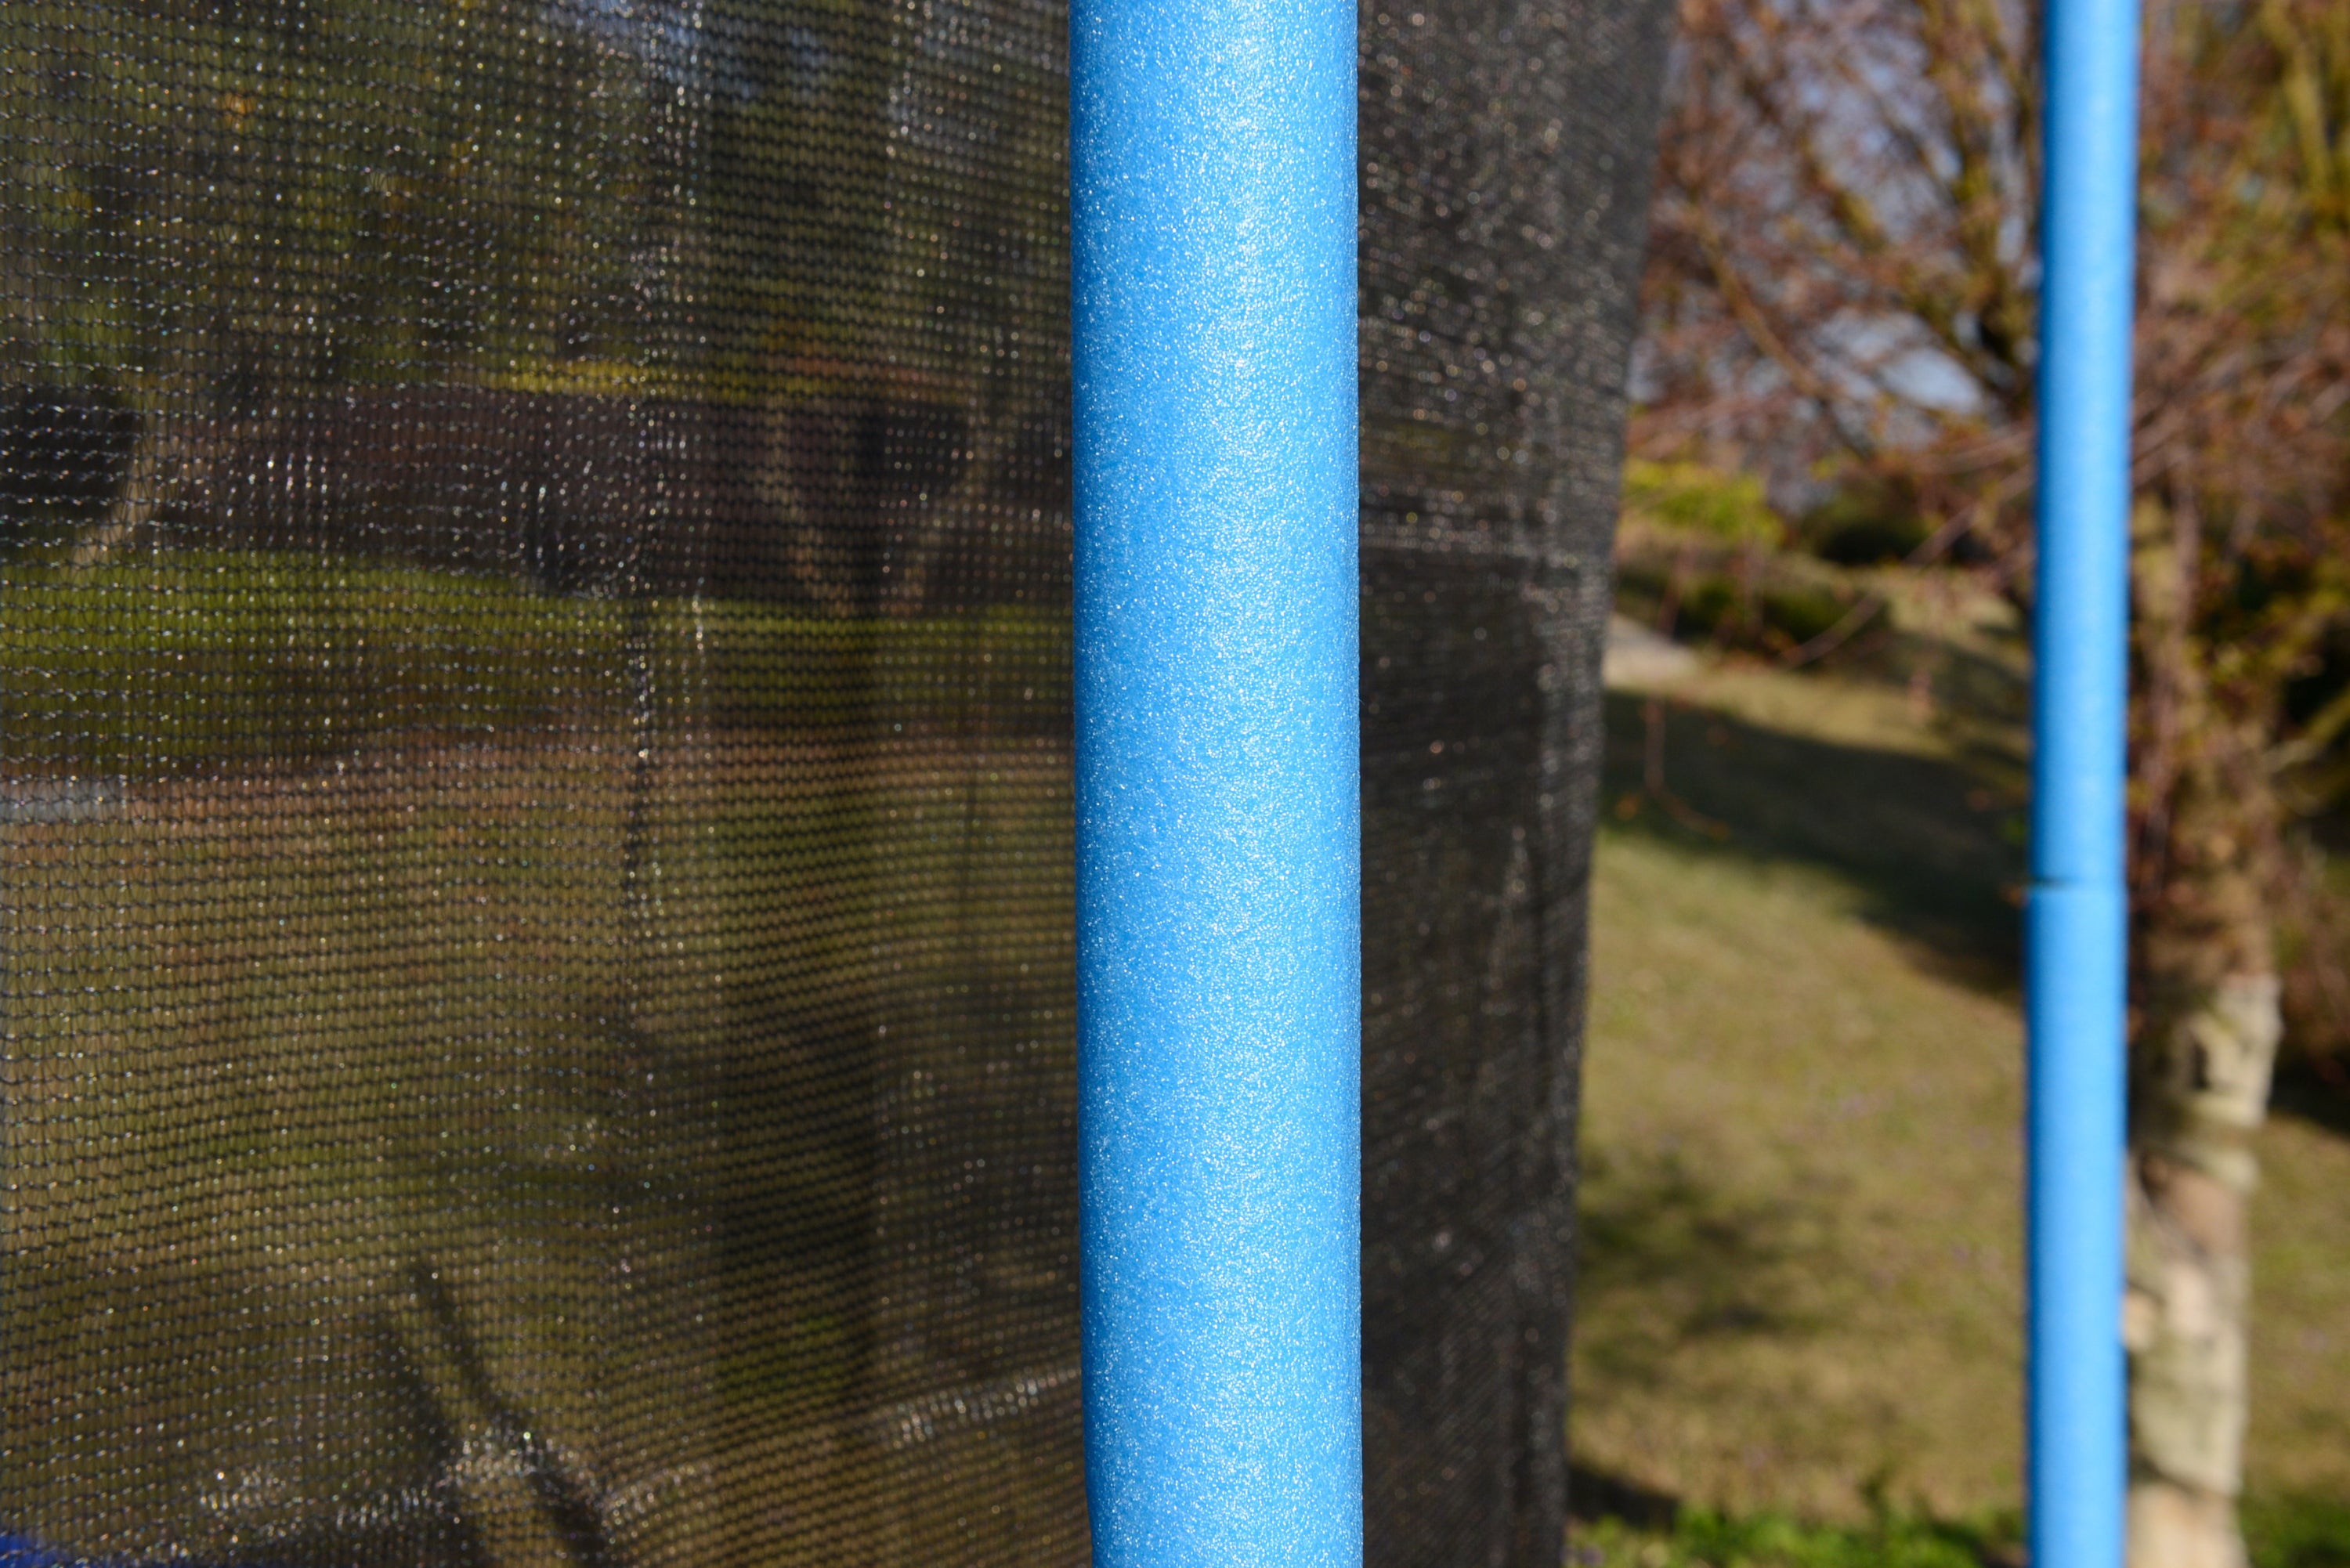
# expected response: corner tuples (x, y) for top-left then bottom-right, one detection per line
(2125, 505), (2283, 1568)
(2126, 969), (2278, 1568)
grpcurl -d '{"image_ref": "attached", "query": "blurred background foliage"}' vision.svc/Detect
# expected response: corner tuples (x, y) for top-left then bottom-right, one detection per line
(1578, 0), (2350, 1562)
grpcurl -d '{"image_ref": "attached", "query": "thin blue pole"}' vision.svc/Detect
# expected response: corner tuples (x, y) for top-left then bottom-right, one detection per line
(2029, 0), (2138, 1561)
(1068, 0), (1360, 1559)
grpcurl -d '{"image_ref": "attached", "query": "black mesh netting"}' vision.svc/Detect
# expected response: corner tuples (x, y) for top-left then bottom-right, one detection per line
(0, 2), (1668, 1563)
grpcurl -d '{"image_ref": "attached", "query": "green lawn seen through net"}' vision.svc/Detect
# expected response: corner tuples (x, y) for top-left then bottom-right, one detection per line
(2, 547), (1081, 1566)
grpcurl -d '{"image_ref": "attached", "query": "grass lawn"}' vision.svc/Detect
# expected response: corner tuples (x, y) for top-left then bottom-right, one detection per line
(1, 551), (1083, 1566)
(1573, 645), (2350, 1563)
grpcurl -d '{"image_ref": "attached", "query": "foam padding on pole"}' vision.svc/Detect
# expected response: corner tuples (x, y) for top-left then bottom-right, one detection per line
(1068, 0), (1361, 1560)
(2028, 0), (2138, 1559)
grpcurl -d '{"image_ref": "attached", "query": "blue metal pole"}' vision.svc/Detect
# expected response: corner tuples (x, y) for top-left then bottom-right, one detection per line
(1068, 0), (1360, 1559)
(2030, 0), (2139, 1562)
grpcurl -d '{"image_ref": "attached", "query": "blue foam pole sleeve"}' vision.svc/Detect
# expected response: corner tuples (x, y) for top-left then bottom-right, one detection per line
(1068, 0), (1361, 1559)
(2026, 886), (2131, 1568)
(2029, 0), (2138, 1559)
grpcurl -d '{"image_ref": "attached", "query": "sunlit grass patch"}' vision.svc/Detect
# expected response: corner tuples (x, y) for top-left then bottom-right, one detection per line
(0, 549), (1070, 775)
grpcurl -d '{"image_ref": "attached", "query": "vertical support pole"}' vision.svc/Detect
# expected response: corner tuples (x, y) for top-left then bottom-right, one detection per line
(2030, 0), (2138, 1563)
(1069, 0), (1361, 1561)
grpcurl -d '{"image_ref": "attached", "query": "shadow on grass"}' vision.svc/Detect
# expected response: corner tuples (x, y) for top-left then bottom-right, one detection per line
(2269, 1055), (2350, 1140)
(1573, 1145), (1853, 1445)
(1568, 1463), (1680, 1530)
(1600, 689), (2023, 985)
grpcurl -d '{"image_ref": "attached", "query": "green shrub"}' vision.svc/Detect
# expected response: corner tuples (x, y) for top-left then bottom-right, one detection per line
(1625, 458), (1786, 547)
(1759, 582), (1862, 646)
(1675, 575), (1744, 638)
(1574, 1507), (2016, 1568)
(1651, 571), (1872, 654)
(1800, 482), (1934, 566)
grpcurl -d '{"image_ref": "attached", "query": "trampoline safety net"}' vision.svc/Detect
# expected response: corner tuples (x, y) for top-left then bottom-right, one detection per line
(0, 2), (1669, 1563)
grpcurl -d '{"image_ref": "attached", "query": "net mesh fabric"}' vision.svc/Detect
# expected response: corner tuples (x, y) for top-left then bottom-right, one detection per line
(0, 2), (1666, 1564)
